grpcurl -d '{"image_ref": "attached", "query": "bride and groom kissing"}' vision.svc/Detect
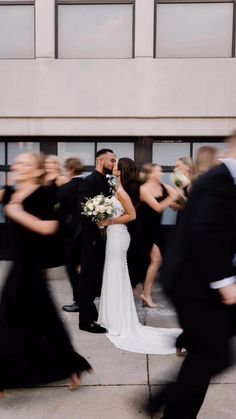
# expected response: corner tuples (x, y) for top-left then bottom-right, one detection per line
(78, 148), (179, 354)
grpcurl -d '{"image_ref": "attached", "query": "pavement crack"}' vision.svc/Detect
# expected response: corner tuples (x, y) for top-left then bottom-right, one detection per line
(146, 354), (153, 419)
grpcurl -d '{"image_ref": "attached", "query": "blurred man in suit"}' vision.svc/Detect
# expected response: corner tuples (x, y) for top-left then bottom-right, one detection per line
(59, 157), (84, 313)
(146, 134), (236, 418)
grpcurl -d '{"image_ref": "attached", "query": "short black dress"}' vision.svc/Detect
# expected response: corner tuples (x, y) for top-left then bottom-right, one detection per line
(0, 186), (90, 390)
(137, 184), (168, 282)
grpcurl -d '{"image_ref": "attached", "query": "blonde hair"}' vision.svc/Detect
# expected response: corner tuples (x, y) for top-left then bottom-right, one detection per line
(45, 155), (63, 175)
(139, 163), (158, 183)
(20, 151), (46, 185)
(192, 146), (218, 181)
(177, 157), (193, 171)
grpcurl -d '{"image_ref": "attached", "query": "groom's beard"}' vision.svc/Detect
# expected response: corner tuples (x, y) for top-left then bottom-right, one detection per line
(103, 168), (113, 175)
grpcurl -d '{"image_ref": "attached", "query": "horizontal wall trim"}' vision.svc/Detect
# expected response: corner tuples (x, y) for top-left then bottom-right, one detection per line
(0, 117), (236, 136)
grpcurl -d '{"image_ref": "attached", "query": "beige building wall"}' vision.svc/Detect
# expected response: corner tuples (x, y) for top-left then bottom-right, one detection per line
(0, 0), (236, 137)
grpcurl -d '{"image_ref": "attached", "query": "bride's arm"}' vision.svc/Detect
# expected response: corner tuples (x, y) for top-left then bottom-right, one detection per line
(99, 187), (136, 227)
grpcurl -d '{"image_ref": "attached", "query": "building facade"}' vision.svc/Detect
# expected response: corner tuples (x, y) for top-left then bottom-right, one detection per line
(0, 0), (236, 254)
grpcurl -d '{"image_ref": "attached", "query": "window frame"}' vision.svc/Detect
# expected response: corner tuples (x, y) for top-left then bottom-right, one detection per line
(0, 0), (35, 60)
(55, 0), (135, 59)
(154, 0), (236, 58)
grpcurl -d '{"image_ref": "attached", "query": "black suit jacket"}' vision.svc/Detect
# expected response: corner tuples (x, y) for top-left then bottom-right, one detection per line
(58, 177), (83, 239)
(160, 163), (236, 302)
(78, 170), (111, 240)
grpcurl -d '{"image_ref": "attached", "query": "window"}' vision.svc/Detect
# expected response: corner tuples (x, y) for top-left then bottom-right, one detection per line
(0, 1), (35, 59)
(57, 142), (95, 165)
(0, 143), (4, 164)
(155, 1), (234, 58)
(97, 142), (134, 160)
(152, 142), (191, 167)
(57, 0), (134, 58)
(7, 142), (40, 165)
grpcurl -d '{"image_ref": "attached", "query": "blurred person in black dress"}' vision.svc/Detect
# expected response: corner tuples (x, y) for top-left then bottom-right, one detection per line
(138, 164), (179, 307)
(59, 157), (84, 313)
(44, 154), (68, 190)
(78, 149), (116, 333)
(145, 135), (236, 418)
(43, 155), (68, 269)
(0, 152), (91, 398)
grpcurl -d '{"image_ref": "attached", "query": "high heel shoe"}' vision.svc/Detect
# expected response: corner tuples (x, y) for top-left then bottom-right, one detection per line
(140, 294), (158, 308)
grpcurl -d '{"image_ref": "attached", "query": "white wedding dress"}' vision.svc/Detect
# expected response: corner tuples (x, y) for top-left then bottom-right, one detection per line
(98, 196), (181, 354)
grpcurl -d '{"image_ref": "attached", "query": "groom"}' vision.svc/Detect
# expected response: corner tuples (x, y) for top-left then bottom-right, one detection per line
(77, 149), (116, 333)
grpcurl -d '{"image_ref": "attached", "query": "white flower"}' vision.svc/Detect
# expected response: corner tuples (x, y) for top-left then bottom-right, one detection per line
(170, 171), (189, 188)
(97, 205), (105, 213)
(81, 193), (116, 223)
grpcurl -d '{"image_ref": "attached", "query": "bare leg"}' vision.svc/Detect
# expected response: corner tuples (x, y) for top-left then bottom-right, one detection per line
(69, 372), (82, 390)
(69, 367), (93, 391)
(140, 244), (162, 308)
(0, 391), (4, 399)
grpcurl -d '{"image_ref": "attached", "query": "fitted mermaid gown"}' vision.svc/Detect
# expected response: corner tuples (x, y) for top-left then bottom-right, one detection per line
(0, 186), (90, 390)
(98, 196), (180, 354)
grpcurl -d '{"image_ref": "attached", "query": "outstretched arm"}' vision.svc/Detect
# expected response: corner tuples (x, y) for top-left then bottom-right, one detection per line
(5, 202), (58, 235)
(140, 184), (180, 213)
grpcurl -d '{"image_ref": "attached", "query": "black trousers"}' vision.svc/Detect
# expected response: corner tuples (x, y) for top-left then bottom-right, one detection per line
(153, 295), (236, 419)
(64, 236), (81, 303)
(78, 232), (106, 326)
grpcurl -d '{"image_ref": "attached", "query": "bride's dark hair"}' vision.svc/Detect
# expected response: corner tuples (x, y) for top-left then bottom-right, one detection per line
(117, 157), (140, 208)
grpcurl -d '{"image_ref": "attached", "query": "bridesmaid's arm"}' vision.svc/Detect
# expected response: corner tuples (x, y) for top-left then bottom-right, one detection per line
(140, 184), (179, 213)
(5, 202), (58, 235)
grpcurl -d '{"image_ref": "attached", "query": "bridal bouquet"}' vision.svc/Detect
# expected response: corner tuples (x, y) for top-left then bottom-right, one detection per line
(81, 193), (115, 239)
(170, 171), (189, 206)
(170, 171), (189, 188)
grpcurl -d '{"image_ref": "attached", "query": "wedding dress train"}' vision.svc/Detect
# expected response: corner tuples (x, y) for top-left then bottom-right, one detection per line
(98, 196), (180, 354)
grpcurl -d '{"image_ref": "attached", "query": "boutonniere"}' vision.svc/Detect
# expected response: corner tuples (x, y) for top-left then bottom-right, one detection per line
(106, 174), (118, 195)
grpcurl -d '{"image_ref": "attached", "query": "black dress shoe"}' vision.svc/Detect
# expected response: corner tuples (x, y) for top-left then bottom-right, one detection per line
(62, 302), (80, 312)
(79, 322), (107, 334)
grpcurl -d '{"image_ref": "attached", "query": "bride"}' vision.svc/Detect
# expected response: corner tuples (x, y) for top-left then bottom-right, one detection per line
(97, 160), (181, 354)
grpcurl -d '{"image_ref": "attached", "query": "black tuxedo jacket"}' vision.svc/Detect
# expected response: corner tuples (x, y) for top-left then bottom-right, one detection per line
(78, 170), (110, 240)
(160, 163), (236, 302)
(58, 177), (83, 238)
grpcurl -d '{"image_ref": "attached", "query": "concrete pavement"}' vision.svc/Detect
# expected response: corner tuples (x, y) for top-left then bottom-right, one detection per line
(0, 261), (236, 419)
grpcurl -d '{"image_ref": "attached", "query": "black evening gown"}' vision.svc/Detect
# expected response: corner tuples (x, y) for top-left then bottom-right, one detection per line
(138, 184), (168, 282)
(0, 186), (90, 390)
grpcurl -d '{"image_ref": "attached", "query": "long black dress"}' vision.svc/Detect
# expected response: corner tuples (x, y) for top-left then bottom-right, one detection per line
(0, 186), (90, 390)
